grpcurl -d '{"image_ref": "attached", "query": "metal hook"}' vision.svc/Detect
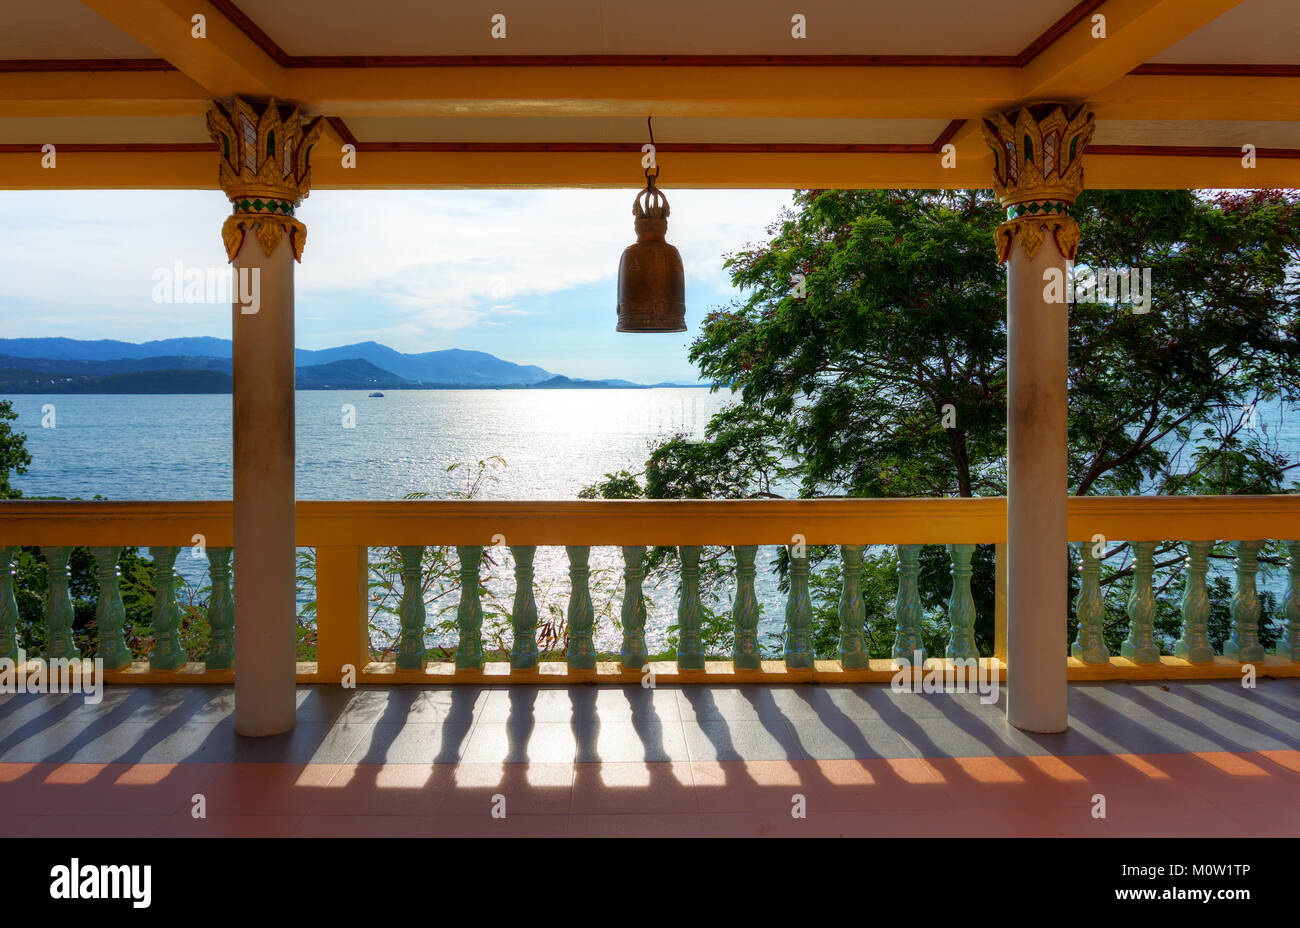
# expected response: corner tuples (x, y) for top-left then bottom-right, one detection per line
(644, 115), (660, 181)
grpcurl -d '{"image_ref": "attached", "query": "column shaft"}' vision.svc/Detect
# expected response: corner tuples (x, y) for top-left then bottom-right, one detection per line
(983, 102), (1094, 734)
(207, 96), (322, 737)
(232, 234), (297, 736)
(1005, 237), (1069, 732)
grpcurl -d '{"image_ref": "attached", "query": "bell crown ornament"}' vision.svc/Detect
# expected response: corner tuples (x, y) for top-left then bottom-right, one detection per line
(616, 158), (686, 333)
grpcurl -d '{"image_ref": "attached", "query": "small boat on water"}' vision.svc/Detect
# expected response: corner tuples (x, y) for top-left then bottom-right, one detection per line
(368, 391), (384, 397)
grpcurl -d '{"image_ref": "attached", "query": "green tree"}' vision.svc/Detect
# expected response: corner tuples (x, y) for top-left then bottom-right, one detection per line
(585, 189), (1300, 658)
(0, 399), (32, 499)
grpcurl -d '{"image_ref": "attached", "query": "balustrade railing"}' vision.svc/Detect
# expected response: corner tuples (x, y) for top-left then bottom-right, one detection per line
(1, 497), (1299, 682)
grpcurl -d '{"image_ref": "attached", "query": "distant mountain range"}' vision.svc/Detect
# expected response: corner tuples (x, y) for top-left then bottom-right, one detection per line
(0, 338), (699, 392)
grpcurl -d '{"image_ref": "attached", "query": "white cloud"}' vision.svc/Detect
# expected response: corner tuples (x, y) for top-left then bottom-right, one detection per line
(0, 187), (793, 349)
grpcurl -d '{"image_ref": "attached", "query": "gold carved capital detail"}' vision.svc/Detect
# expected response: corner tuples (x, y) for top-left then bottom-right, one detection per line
(221, 214), (308, 263)
(993, 215), (1080, 264)
(982, 103), (1094, 208)
(207, 97), (323, 262)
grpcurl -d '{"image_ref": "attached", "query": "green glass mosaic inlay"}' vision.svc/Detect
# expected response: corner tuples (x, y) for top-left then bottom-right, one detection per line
(1006, 200), (1069, 220)
(232, 198), (294, 216)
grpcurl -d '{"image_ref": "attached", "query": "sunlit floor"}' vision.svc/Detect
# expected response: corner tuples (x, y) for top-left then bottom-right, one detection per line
(2, 679), (1298, 837)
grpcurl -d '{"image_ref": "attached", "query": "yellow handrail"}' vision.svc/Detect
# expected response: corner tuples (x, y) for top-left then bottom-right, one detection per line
(3, 495), (1298, 547)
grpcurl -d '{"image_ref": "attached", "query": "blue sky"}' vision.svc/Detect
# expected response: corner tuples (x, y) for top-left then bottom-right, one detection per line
(0, 188), (795, 383)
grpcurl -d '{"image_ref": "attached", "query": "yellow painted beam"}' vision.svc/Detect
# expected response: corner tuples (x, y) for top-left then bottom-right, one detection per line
(289, 65), (1020, 121)
(4, 495), (1299, 547)
(0, 149), (214, 188)
(1093, 74), (1300, 122)
(3, 146), (1296, 190)
(1019, 0), (1245, 101)
(3, 67), (1296, 122)
(77, 0), (285, 98)
(308, 149), (991, 190)
(1088, 151), (1300, 189)
(0, 70), (210, 117)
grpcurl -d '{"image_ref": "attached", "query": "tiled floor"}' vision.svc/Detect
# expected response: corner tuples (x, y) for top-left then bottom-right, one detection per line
(2, 680), (1298, 837)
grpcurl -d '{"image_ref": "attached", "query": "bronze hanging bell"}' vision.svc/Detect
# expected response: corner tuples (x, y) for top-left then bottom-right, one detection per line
(616, 166), (686, 333)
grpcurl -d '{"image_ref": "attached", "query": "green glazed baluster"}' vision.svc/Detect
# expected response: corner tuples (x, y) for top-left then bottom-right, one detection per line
(783, 545), (814, 669)
(0, 546), (20, 662)
(945, 543), (978, 661)
(1071, 542), (1110, 664)
(455, 545), (484, 670)
(732, 545), (760, 670)
(395, 545), (426, 670)
(1225, 540), (1266, 662)
(89, 546), (132, 670)
(892, 544), (925, 663)
(1278, 540), (1300, 661)
(148, 546), (186, 670)
(41, 547), (80, 661)
(1175, 541), (1215, 663)
(676, 545), (705, 670)
(509, 545), (539, 670)
(204, 547), (235, 670)
(565, 546), (596, 670)
(838, 544), (868, 669)
(1120, 541), (1159, 663)
(620, 545), (648, 669)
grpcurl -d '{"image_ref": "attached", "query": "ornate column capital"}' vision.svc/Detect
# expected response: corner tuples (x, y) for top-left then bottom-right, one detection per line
(981, 102), (1095, 264)
(206, 97), (324, 262)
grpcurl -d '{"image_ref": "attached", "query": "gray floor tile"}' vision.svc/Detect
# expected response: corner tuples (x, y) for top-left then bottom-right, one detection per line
(221, 721), (374, 764)
(2, 679), (1296, 766)
(785, 717), (919, 760)
(681, 719), (809, 762)
(461, 720), (578, 764)
(575, 719), (690, 763)
(676, 687), (792, 722)
(347, 721), (476, 764)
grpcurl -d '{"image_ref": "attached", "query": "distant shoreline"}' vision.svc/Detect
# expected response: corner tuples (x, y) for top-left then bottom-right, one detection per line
(0, 383), (713, 395)
(0, 338), (700, 393)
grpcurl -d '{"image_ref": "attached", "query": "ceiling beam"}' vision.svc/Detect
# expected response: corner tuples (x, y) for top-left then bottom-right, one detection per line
(3, 146), (1296, 190)
(77, 0), (285, 97)
(4, 61), (1296, 123)
(0, 69), (209, 117)
(1093, 73), (1300, 121)
(1019, 0), (1244, 100)
(287, 65), (1020, 121)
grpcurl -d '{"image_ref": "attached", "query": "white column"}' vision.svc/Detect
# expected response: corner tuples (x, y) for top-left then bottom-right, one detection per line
(1005, 232), (1069, 733)
(982, 103), (1094, 734)
(232, 233), (297, 737)
(206, 97), (323, 737)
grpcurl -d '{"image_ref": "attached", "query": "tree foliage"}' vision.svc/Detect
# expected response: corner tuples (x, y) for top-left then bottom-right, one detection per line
(585, 189), (1300, 658)
(0, 399), (32, 500)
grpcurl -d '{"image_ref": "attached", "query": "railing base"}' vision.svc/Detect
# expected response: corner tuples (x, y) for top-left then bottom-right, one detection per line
(6, 656), (1295, 686)
(1066, 654), (1297, 680)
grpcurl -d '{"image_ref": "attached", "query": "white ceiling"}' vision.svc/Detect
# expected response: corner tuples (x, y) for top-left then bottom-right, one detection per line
(1149, 0), (1300, 64)
(226, 0), (1080, 57)
(0, 0), (157, 58)
(2, 0), (1293, 64)
(1, 0), (1296, 156)
(1093, 119), (1300, 148)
